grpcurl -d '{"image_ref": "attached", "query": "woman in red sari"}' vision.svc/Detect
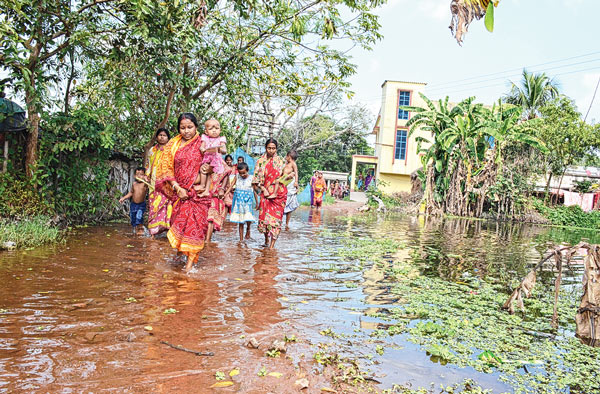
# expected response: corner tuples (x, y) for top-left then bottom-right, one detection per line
(156, 113), (210, 272)
(253, 138), (286, 249)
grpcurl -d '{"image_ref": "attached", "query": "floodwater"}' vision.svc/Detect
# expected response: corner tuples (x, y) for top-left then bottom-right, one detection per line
(1, 209), (598, 393)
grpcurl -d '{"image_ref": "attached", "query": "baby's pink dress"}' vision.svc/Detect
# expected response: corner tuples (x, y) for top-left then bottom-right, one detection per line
(201, 134), (226, 174)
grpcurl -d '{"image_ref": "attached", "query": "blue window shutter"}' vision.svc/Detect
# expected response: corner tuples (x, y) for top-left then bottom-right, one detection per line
(395, 129), (407, 160)
(398, 91), (411, 120)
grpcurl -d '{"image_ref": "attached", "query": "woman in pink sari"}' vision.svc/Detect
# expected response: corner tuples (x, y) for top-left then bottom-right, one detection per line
(253, 138), (287, 249)
(156, 113), (210, 272)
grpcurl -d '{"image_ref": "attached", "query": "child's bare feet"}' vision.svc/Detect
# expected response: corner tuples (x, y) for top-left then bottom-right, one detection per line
(245, 232), (251, 240)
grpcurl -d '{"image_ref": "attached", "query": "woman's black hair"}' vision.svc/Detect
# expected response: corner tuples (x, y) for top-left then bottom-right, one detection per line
(224, 154), (233, 161)
(177, 113), (198, 130)
(155, 127), (171, 140)
(264, 137), (278, 149)
(237, 162), (249, 172)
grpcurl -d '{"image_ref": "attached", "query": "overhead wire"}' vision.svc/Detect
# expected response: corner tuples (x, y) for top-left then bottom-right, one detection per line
(425, 50), (600, 89)
(425, 57), (600, 93)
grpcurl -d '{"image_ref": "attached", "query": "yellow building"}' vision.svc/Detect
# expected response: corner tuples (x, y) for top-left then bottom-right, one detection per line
(351, 80), (428, 194)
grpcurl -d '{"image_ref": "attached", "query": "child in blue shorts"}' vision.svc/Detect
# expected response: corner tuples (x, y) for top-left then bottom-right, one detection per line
(119, 167), (148, 235)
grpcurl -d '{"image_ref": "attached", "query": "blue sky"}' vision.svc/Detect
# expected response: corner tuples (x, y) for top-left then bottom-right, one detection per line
(345, 0), (600, 123)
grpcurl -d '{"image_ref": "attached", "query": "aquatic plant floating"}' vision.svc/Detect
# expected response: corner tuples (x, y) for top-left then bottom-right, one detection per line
(503, 242), (600, 347)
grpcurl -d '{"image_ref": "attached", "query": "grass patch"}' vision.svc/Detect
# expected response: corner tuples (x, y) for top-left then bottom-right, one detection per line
(0, 216), (61, 249)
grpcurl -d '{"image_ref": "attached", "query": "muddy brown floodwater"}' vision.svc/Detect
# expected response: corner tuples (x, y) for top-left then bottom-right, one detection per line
(1, 207), (599, 393)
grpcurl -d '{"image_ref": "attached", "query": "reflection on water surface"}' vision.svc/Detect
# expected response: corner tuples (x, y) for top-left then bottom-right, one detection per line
(0, 211), (597, 392)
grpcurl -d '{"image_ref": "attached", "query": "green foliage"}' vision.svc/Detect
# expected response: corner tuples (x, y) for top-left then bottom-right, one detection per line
(537, 97), (600, 178)
(281, 114), (373, 186)
(0, 216), (60, 249)
(36, 110), (118, 222)
(0, 173), (52, 218)
(533, 200), (600, 229)
(572, 180), (593, 194)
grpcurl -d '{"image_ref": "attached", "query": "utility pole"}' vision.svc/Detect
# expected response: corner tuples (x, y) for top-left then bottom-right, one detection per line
(245, 110), (279, 155)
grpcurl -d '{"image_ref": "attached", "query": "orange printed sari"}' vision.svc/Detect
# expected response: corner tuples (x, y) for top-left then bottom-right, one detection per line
(313, 177), (327, 206)
(146, 145), (171, 236)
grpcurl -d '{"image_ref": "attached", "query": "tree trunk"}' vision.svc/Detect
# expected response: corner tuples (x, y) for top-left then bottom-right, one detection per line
(25, 88), (40, 178)
(544, 172), (553, 203)
(553, 169), (567, 206)
(64, 48), (76, 115)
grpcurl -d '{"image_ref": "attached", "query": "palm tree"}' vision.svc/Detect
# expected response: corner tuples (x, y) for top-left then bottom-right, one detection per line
(504, 70), (560, 119)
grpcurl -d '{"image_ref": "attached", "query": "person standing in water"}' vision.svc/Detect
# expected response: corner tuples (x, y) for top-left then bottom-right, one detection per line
(281, 150), (299, 229)
(145, 128), (171, 238)
(156, 113), (210, 272)
(119, 167), (148, 235)
(227, 162), (258, 241)
(253, 138), (287, 249)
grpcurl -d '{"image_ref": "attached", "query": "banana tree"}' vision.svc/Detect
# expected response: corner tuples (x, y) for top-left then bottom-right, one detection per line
(449, 0), (500, 44)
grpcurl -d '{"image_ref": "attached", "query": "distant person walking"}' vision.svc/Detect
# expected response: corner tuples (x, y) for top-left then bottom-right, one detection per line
(313, 171), (327, 209)
(365, 169), (374, 190)
(310, 170), (317, 207)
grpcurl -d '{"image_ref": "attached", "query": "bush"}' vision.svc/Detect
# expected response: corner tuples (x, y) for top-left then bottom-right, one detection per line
(0, 216), (61, 249)
(533, 199), (600, 229)
(0, 173), (52, 219)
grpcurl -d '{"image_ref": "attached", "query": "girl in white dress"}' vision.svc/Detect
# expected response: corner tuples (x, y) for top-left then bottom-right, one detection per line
(226, 162), (259, 240)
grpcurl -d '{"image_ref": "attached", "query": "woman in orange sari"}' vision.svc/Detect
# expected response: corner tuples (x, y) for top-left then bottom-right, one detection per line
(156, 113), (210, 272)
(146, 128), (171, 238)
(253, 138), (286, 249)
(313, 171), (327, 209)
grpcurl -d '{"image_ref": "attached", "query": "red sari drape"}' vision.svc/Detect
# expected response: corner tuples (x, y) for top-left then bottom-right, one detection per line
(207, 166), (231, 232)
(156, 133), (210, 263)
(253, 154), (287, 239)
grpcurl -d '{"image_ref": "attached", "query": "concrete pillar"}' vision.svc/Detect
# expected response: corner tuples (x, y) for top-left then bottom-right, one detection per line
(350, 157), (357, 192)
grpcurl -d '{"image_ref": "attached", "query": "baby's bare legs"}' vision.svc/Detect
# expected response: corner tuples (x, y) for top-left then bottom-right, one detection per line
(198, 164), (213, 197)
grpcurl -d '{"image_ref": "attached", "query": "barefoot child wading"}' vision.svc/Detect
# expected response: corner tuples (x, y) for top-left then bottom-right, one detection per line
(195, 119), (227, 197)
(119, 167), (149, 235)
(227, 162), (258, 241)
